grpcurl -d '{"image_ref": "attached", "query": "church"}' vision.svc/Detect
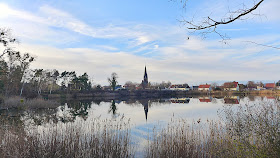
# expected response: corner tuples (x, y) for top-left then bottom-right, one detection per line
(141, 66), (148, 89)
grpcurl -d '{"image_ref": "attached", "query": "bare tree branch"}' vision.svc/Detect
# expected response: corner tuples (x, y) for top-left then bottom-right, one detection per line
(182, 0), (264, 30)
(244, 41), (280, 50)
(174, 0), (266, 42)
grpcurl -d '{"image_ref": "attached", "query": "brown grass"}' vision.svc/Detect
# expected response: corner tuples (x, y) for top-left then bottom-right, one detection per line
(0, 117), (134, 158)
(146, 102), (280, 158)
(1, 96), (60, 109)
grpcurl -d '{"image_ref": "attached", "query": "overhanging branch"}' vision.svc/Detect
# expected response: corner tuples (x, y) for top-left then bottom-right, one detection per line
(184, 0), (264, 30)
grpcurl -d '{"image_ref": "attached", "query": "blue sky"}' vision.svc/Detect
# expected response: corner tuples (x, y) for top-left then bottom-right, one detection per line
(0, 0), (279, 85)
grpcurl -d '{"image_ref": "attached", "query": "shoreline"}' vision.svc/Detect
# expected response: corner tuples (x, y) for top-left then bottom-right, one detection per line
(43, 89), (280, 100)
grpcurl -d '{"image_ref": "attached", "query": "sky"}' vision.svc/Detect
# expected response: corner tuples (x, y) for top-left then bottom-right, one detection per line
(0, 0), (279, 86)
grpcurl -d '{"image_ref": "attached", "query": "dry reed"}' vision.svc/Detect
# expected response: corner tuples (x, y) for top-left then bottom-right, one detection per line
(0, 117), (134, 158)
(146, 101), (280, 158)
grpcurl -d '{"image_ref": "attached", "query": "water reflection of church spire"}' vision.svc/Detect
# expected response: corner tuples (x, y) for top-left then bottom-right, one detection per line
(139, 99), (149, 121)
(144, 104), (148, 121)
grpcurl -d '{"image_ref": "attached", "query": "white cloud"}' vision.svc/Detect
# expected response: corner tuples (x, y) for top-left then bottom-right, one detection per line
(1, 1), (280, 86)
(15, 31), (280, 86)
(257, 0), (280, 22)
(39, 5), (157, 46)
(0, 3), (156, 47)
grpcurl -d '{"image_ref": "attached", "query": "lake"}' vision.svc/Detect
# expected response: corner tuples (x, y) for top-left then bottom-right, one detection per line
(0, 95), (278, 157)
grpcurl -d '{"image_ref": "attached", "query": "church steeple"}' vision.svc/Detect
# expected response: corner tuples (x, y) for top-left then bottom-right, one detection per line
(144, 65), (148, 83)
(142, 65), (148, 89)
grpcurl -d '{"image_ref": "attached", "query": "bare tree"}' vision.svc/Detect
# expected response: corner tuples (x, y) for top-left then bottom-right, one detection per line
(175, 0), (265, 41)
(0, 28), (35, 96)
(108, 72), (118, 91)
(0, 28), (17, 57)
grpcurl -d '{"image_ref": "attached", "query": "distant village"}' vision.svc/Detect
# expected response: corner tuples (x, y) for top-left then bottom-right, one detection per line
(103, 66), (280, 92)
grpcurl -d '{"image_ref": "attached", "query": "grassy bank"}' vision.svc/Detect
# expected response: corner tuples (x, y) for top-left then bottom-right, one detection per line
(0, 118), (134, 158)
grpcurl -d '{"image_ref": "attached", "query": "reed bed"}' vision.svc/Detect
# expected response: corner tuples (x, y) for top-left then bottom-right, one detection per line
(146, 102), (280, 158)
(1, 96), (60, 109)
(0, 117), (134, 158)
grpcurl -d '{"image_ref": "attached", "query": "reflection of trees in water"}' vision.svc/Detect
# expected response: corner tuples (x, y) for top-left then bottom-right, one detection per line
(24, 109), (58, 126)
(1, 100), (95, 126)
(0, 108), (58, 127)
(65, 100), (92, 121)
(248, 95), (255, 101)
(123, 99), (170, 107)
(91, 99), (102, 105)
(108, 100), (118, 118)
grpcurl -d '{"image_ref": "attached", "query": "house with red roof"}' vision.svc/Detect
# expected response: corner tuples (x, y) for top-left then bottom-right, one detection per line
(198, 84), (211, 91)
(265, 83), (275, 89)
(223, 81), (239, 91)
(198, 97), (212, 103)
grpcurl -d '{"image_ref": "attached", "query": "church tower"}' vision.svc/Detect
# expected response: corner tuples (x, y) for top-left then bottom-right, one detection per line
(141, 66), (148, 89)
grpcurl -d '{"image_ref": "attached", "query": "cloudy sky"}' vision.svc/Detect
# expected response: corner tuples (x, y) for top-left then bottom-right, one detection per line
(0, 0), (279, 86)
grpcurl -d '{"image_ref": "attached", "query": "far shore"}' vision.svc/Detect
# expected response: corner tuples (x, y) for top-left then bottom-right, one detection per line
(41, 89), (280, 100)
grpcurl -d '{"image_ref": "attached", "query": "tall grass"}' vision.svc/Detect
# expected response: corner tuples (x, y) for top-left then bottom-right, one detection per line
(146, 119), (208, 158)
(1, 96), (60, 109)
(0, 117), (134, 158)
(146, 102), (280, 158)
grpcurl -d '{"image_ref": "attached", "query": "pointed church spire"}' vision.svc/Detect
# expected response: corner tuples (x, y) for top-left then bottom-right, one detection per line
(144, 65), (148, 81)
(142, 65), (148, 89)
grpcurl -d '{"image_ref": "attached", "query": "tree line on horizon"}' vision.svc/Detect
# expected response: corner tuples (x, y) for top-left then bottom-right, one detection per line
(1, 28), (279, 98)
(0, 28), (173, 97)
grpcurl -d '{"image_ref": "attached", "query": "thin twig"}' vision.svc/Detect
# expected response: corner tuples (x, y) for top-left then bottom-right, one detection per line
(244, 41), (280, 50)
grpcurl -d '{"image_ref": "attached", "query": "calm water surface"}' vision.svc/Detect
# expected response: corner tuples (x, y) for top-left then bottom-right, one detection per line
(1, 95), (278, 156)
